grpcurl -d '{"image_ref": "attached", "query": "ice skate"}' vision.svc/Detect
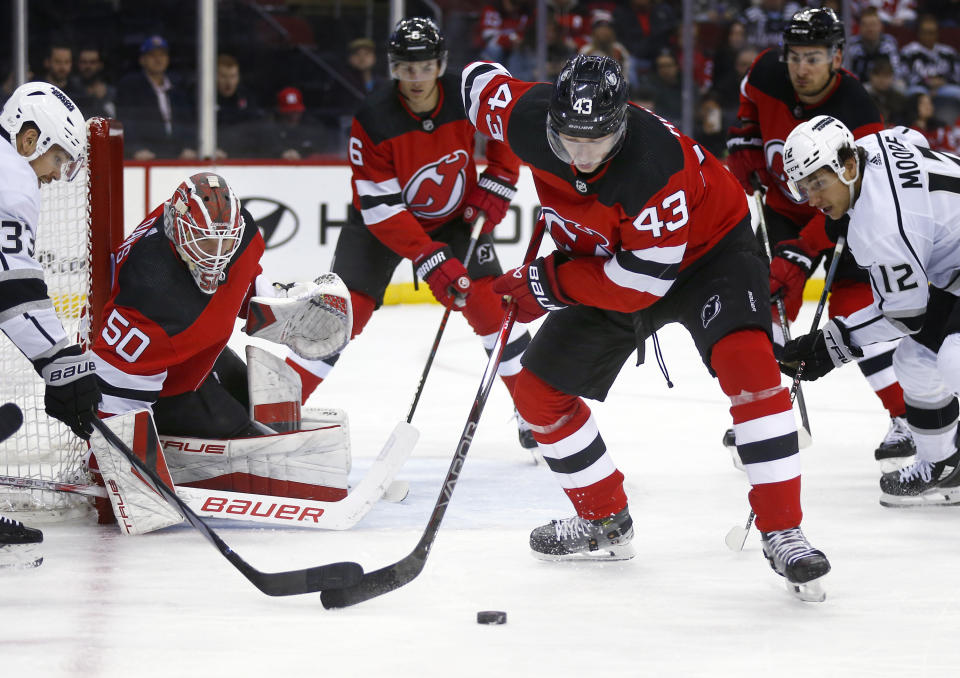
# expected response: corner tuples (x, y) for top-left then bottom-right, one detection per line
(0, 515), (43, 569)
(879, 451), (960, 507)
(721, 428), (745, 471)
(760, 526), (830, 602)
(530, 507), (634, 561)
(514, 409), (543, 464)
(875, 416), (916, 472)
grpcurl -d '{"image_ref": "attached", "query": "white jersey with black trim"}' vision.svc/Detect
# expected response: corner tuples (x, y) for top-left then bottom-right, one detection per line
(842, 127), (960, 347)
(0, 138), (69, 366)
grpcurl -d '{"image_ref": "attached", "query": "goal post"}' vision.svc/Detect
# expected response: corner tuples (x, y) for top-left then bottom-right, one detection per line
(0, 117), (124, 520)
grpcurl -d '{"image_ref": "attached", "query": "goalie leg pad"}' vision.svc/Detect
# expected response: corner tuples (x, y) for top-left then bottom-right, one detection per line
(161, 425), (351, 501)
(90, 411), (185, 535)
(246, 345), (302, 432)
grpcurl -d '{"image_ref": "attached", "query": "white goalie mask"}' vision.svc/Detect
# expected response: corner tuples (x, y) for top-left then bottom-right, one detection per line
(0, 81), (87, 181)
(783, 115), (859, 203)
(163, 172), (245, 294)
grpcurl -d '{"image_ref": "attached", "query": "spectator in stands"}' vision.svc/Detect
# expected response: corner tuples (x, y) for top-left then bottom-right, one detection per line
(265, 86), (322, 160)
(902, 91), (957, 151)
(72, 45), (116, 119)
(42, 43), (77, 97)
(923, 0), (960, 27)
(845, 7), (903, 84)
(853, 0), (916, 27)
(900, 15), (960, 99)
(865, 55), (908, 123)
(476, 1), (534, 79)
(578, 11), (632, 81)
(712, 20), (748, 85)
(694, 90), (726, 157)
(545, 15), (579, 81)
(716, 47), (759, 125)
(613, 0), (677, 78)
(548, 0), (590, 51)
(216, 54), (263, 159)
(343, 38), (383, 96)
(637, 47), (683, 122)
(116, 35), (196, 160)
(738, 0), (801, 51)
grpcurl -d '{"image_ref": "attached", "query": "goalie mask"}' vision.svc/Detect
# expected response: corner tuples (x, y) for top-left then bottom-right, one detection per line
(0, 81), (87, 181)
(163, 172), (244, 294)
(782, 115), (859, 204)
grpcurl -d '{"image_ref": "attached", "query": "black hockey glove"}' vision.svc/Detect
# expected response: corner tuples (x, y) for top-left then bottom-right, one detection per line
(38, 344), (101, 440)
(780, 318), (863, 381)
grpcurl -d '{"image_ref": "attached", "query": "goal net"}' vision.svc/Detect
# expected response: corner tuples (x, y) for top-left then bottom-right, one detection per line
(0, 117), (124, 521)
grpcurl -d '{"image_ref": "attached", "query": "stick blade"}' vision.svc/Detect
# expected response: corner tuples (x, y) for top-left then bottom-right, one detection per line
(321, 554), (425, 609)
(241, 560), (364, 597)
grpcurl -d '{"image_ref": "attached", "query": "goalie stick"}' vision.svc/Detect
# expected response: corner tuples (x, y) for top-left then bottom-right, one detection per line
(406, 215), (486, 424)
(320, 218), (548, 610)
(90, 417), (363, 596)
(0, 422), (416, 530)
(725, 234), (847, 552)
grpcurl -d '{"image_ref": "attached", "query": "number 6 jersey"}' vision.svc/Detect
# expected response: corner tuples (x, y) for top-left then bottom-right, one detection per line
(835, 128), (960, 347)
(461, 62), (749, 312)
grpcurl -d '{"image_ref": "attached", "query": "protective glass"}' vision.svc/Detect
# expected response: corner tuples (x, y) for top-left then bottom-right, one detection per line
(788, 166), (842, 202)
(389, 59), (442, 82)
(546, 127), (622, 170)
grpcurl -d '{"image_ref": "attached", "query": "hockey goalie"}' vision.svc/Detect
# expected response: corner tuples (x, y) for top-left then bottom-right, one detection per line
(88, 172), (369, 534)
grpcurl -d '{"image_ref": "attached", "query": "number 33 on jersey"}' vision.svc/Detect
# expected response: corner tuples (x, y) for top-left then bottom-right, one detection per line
(461, 61), (750, 312)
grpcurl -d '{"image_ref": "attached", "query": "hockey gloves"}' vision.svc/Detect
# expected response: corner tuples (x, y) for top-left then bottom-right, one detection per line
(39, 345), (100, 440)
(463, 172), (517, 232)
(725, 123), (773, 194)
(780, 318), (863, 381)
(492, 254), (576, 323)
(413, 242), (471, 309)
(769, 238), (820, 322)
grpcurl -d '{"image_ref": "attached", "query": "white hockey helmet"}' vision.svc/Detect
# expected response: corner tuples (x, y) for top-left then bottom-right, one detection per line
(782, 115), (857, 201)
(0, 81), (87, 181)
(163, 172), (245, 294)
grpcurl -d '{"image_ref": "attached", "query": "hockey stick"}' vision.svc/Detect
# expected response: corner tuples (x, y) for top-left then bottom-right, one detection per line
(406, 215), (486, 424)
(321, 218), (548, 610)
(90, 417), (363, 596)
(751, 175), (811, 447)
(0, 402), (24, 444)
(725, 234), (848, 552)
(0, 423), (417, 530)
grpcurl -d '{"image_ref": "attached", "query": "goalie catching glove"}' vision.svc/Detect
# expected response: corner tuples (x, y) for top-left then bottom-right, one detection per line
(246, 273), (353, 361)
(780, 318), (862, 381)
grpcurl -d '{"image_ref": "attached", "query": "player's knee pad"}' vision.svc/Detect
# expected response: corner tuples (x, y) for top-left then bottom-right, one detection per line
(349, 290), (376, 339)
(937, 333), (960, 395)
(513, 368), (585, 431)
(711, 329), (781, 395)
(826, 279), (873, 318)
(894, 336), (946, 401)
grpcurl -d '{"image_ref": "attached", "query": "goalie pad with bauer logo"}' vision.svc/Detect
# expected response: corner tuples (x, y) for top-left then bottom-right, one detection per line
(245, 273), (352, 361)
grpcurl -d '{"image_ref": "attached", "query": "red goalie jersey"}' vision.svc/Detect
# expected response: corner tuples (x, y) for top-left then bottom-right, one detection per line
(462, 62), (748, 312)
(348, 72), (520, 260)
(91, 205), (265, 415)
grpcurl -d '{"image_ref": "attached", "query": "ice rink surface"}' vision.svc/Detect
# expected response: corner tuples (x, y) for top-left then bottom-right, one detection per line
(3, 303), (959, 678)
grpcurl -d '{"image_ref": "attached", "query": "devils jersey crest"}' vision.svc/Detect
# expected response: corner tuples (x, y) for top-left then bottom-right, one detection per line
(402, 149), (470, 219)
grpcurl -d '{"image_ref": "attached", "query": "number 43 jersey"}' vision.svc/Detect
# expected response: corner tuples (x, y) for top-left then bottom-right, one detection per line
(91, 204), (265, 416)
(839, 129), (960, 347)
(461, 62), (749, 313)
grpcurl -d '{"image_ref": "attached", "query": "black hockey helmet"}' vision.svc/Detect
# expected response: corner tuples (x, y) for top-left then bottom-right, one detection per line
(388, 17), (447, 77)
(782, 7), (845, 54)
(547, 55), (628, 166)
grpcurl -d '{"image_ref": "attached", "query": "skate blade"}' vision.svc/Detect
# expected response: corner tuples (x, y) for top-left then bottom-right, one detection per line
(880, 488), (960, 508)
(786, 575), (826, 603)
(531, 543), (636, 562)
(0, 543), (43, 569)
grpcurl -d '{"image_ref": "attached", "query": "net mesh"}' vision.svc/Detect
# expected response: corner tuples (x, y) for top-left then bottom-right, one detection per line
(0, 122), (97, 521)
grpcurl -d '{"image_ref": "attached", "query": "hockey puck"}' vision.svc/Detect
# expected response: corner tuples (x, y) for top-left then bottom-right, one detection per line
(476, 610), (507, 625)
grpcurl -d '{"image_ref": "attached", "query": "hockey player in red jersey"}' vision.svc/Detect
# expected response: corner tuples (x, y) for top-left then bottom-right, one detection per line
(284, 17), (537, 451)
(463, 54), (830, 600)
(726, 7), (914, 465)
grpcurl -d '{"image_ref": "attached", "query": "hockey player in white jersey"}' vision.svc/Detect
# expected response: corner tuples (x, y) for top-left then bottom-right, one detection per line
(779, 115), (960, 507)
(0, 82), (100, 567)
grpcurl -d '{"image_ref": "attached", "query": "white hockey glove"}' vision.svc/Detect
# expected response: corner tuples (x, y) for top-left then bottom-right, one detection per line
(245, 273), (353, 361)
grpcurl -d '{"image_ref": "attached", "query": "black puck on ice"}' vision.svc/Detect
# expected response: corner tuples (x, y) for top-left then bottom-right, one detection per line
(476, 610), (507, 625)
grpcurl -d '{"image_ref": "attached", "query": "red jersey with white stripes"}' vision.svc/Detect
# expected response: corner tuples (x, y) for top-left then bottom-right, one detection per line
(91, 205), (265, 415)
(738, 48), (885, 226)
(462, 61), (749, 313)
(348, 73), (520, 260)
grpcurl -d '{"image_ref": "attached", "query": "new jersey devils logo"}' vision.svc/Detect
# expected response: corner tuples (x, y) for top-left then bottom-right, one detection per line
(403, 150), (470, 220)
(540, 207), (613, 257)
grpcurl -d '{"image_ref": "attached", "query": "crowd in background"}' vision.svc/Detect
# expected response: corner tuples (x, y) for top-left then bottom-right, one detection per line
(2, 0), (959, 160)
